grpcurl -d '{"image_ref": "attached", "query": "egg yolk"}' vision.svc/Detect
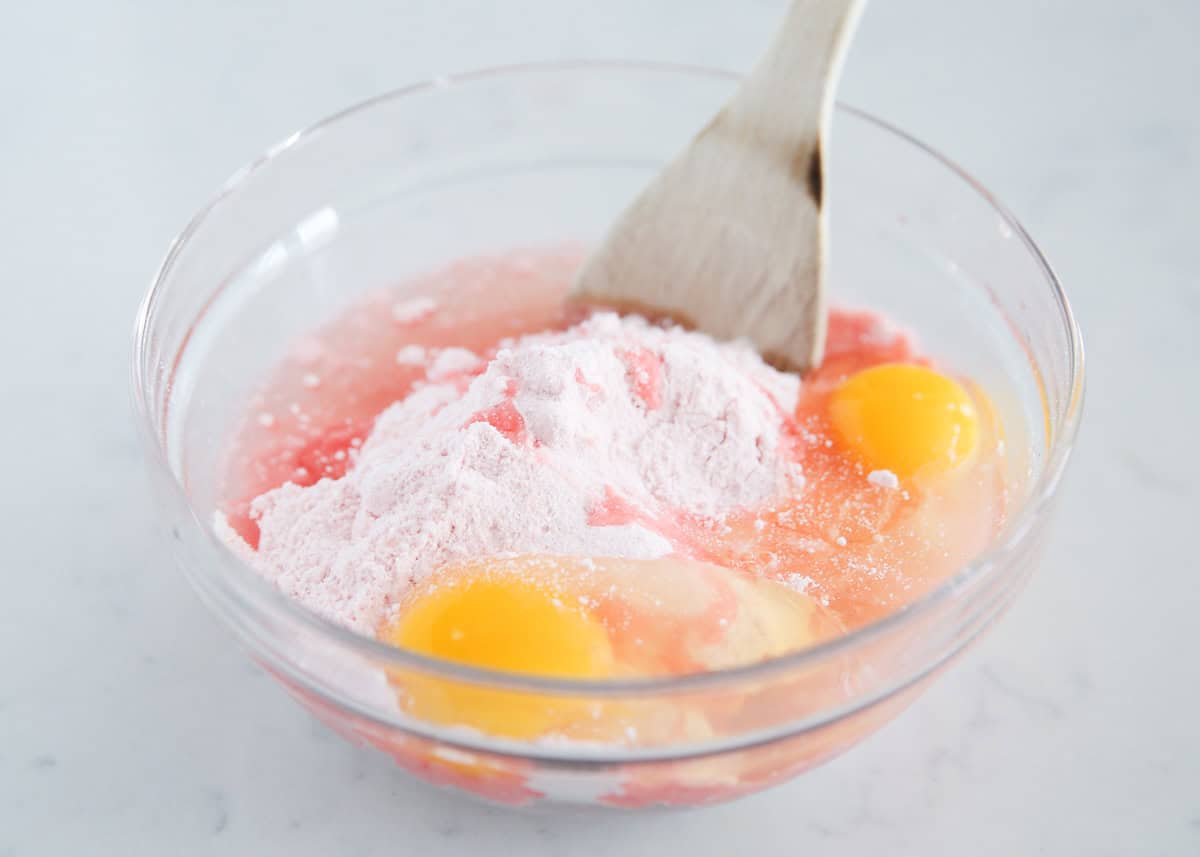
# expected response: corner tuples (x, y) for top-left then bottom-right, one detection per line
(828, 363), (979, 479)
(380, 572), (616, 739)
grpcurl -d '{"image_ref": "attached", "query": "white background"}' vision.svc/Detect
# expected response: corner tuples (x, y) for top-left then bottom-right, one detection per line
(2, 1), (1198, 853)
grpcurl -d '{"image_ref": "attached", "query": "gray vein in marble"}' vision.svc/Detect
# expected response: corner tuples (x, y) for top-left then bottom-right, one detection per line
(979, 666), (1064, 721)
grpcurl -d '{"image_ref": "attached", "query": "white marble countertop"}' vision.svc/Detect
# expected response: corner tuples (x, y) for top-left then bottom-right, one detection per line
(2, 0), (1197, 853)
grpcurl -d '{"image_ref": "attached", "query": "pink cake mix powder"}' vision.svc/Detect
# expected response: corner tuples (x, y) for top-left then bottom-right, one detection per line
(222, 312), (803, 634)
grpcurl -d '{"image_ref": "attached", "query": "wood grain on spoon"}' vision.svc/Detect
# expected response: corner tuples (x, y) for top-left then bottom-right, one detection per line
(572, 0), (864, 373)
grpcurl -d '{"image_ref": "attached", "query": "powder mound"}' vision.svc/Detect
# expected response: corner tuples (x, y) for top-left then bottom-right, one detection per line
(236, 313), (802, 634)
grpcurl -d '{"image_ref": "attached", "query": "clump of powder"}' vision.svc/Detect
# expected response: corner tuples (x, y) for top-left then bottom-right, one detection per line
(230, 313), (801, 634)
(867, 469), (900, 489)
(391, 296), (438, 324)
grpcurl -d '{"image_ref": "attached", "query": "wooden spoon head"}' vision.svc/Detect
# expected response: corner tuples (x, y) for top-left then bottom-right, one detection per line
(571, 120), (827, 373)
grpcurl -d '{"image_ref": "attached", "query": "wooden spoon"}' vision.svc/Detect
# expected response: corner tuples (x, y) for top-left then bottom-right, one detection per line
(572, 0), (864, 372)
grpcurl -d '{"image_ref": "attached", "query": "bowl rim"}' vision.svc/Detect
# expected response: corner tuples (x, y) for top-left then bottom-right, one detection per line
(132, 60), (1085, 700)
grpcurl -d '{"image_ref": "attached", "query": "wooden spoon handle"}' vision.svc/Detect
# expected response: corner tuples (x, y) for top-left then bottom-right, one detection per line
(726, 0), (864, 152)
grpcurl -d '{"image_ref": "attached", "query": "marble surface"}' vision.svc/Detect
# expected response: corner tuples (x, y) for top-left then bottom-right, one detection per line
(2, 0), (1197, 853)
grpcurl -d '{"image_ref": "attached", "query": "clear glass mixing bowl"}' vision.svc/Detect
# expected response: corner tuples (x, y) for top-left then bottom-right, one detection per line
(131, 62), (1083, 809)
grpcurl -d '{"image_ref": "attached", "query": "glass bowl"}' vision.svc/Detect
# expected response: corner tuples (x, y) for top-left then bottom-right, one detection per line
(131, 62), (1083, 809)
